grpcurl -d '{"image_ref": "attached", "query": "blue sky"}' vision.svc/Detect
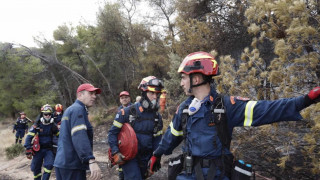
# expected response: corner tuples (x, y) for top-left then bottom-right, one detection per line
(0, 0), (104, 47)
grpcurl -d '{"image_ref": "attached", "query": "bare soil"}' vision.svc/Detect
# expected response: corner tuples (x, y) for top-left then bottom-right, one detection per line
(0, 120), (171, 180)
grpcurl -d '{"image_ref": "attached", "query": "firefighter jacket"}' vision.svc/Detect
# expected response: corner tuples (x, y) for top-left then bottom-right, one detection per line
(53, 112), (63, 125)
(109, 102), (163, 155)
(24, 118), (59, 149)
(154, 88), (307, 158)
(53, 100), (95, 170)
(13, 118), (29, 131)
(117, 103), (132, 112)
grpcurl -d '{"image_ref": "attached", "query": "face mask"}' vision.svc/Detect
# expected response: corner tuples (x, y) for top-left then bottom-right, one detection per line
(188, 98), (202, 115)
(151, 99), (157, 109)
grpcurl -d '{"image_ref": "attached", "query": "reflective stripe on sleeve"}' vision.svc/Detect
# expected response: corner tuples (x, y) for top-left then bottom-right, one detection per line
(153, 130), (163, 137)
(244, 101), (257, 126)
(27, 132), (35, 136)
(71, 124), (87, 136)
(170, 122), (183, 136)
(113, 120), (123, 128)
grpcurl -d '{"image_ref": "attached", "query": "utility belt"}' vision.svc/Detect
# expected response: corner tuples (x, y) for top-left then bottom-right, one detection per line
(168, 154), (254, 180)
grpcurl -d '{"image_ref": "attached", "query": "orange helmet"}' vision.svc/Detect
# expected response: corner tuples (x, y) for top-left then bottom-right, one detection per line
(178, 51), (219, 76)
(138, 76), (164, 93)
(55, 104), (63, 112)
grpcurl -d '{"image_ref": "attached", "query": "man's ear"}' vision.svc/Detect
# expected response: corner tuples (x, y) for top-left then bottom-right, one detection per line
(192, 74), (202, 85)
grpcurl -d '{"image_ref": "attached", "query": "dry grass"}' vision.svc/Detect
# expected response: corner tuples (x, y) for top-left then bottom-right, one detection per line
(0, 119), (23, 157)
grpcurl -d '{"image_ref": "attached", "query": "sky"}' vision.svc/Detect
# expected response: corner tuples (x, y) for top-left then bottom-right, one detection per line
(0, 0), (105, 47)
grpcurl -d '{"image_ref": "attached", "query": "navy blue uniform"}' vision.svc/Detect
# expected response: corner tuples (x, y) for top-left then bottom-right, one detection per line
(117, 103), (132, 112)
(154, 88), (307, 180)
(52, 112), (63, 155)
(24, 118), (59, 180)
(54, 100), (95, 180)
(108, 102), (163, 180)
(13, 118), (29, 144)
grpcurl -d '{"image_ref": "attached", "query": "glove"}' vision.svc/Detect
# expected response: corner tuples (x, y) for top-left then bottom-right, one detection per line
(148, 155), (161, 174)
(305, 87), (320, 106)
(113, 152), (125, 165)
(25, 149), (34, 159)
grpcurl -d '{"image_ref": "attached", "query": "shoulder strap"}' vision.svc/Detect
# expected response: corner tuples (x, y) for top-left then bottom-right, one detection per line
(213, 94), (231, 149)
(181, 104), (190, 155)
(129, 105), (137, 126)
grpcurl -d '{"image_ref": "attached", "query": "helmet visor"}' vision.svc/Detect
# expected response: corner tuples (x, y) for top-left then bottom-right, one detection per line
(147, 79), (163, 88)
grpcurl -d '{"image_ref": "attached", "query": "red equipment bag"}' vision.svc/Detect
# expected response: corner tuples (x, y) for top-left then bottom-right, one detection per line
(32, 134), (40, 152)
(108, 123), (138, 167)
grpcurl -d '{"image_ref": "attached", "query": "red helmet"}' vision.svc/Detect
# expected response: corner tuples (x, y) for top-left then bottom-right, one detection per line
(119, 91), (130, 97)
(138, 76), (164, 93)
(178, 51), (219, 76)
(55, 104), (63, 112)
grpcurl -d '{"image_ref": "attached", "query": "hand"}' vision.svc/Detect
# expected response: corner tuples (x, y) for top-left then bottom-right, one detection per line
(308, 87), (320, 102)
(12, 130), (15, 133)
(113, 152), (125, 165)
(148, 155), (161, 174)
(25, 149), (34, 159)
(89, 161), (101, 180)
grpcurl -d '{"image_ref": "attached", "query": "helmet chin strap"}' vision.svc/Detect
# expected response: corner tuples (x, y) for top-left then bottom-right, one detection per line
(188, 74), (209, 93)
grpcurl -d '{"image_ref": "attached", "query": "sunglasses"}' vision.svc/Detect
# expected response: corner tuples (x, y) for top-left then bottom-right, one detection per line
(43, 113), (51, 116)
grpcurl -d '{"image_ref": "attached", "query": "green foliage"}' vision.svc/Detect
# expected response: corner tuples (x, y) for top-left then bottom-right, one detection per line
(5, 144), (25, 160)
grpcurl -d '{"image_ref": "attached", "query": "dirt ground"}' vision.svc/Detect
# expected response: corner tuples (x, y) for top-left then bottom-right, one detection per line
(0, 121), (170, 180)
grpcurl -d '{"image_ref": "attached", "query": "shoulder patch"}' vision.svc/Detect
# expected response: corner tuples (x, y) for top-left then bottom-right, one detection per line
(62, 117), (69, 121)
(235, 96), (250, 101)
(116, 114), (120, 119)
(139, 106), (144, 113)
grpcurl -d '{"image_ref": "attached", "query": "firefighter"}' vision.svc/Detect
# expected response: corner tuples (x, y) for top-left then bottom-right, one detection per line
(148, 51), (320, 180)
(108, 76), (164, 180)
(118, 91), (132, 112)
(159, 89), (167, 114)
(24, 104), (59, 180)
(13, 112), (29, 144)
(117, 91), (132, 180)
(54, 83), (101, 180)
(52, 104), (63, 155)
